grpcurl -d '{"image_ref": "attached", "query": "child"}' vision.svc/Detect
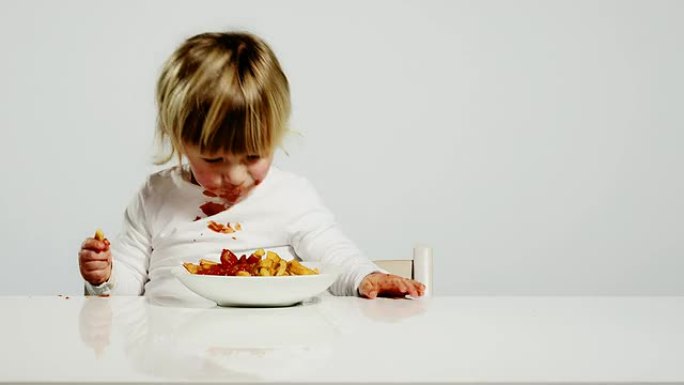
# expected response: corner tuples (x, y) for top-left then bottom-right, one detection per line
(78, 31), (425, 300)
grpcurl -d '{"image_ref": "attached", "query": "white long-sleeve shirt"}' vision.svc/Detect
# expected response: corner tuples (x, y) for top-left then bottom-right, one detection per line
(85, 165), (381, 300)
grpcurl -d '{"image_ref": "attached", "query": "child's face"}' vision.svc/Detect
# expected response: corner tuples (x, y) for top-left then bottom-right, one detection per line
(183, 144), (272, 205)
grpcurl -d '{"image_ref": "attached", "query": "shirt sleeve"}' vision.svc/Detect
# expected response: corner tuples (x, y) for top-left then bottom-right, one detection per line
(84, 188), (152, 295)
(288, 179), (383, 296)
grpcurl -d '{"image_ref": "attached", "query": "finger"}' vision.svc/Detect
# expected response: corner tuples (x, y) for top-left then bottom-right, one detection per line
(399, 278), (422, 297)
(396, 280), (412, 297)
(407, 281), (420, 297)
(79, 249), (111, 263)
(82, 269), (110, 285)
(405, 279), (426, 297)
(360, 282), (378, 299)
(399, 279), (417, 297)
(382, 276), (418, 298)
(81, 260), (110, 272)
(400, 279), (411, 293)
(358, 276), (379, 299)
(416, 282), (426, 296)
(81, 238), (108, 252)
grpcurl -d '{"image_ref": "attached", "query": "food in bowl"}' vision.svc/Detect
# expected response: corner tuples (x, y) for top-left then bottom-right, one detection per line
(183, 248), (319, 277)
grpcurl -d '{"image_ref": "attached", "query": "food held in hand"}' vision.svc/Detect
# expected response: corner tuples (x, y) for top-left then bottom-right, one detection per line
(94, 228), (111, 250)
(183, 248), (319, 277)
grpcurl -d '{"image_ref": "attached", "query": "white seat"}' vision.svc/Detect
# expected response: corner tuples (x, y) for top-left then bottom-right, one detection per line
(373, 245), (433, 296)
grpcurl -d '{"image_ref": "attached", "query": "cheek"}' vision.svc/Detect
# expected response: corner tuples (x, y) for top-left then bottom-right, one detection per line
(248, 158), (272, 183)
(189, 164), (218, 188)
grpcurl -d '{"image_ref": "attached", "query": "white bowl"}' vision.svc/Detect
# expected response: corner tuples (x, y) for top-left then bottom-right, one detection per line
(172, 262), (340, 307)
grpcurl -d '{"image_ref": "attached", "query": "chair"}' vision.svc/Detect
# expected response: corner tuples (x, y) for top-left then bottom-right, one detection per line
(373, 245), (433, 296)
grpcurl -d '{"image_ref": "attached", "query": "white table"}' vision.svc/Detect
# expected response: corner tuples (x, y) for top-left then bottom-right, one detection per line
(1, 295), (683, 383)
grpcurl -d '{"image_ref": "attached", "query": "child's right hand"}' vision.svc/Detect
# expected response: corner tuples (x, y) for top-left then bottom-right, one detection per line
(78, 229), (112, 285)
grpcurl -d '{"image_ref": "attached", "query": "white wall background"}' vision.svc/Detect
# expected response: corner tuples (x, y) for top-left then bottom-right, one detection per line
(0, 0), (682, 295)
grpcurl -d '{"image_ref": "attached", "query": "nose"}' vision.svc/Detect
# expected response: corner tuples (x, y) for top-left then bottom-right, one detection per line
(222, 163), (248, 186)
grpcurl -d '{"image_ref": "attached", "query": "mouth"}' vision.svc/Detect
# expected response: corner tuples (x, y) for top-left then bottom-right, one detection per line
(203, 187), (247, 204)
(219, 191), (242, 203)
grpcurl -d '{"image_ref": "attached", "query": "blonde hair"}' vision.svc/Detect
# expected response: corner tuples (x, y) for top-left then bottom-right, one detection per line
(155, 31), (290, 164)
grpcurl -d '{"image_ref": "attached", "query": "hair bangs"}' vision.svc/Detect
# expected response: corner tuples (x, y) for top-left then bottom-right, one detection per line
(179, 78), (276, 157)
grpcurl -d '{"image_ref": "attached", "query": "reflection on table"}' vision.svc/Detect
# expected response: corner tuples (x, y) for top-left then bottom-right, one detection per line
(77, 293), (427, 382)
(2, 295), (683, 383)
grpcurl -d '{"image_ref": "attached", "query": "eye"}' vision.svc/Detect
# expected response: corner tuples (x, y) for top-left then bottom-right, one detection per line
(245, 155), (261, 162)
(202, 157), (223, 164)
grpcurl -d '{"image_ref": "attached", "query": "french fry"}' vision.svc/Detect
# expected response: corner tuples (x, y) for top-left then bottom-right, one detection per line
(183, 262), (199, 274)
(259, 258), (274, 269)
(288, 260), (318, 275)
(94, 228), (111, 250)
(265, 251), (280, 263)
(275, 260), (288, 276)
(94, 229), (105, 241)
(199, 259), (219, 271)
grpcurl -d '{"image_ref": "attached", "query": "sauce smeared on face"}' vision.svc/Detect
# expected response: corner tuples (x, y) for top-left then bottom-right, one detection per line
(218, 187), (242, 204)
(184, 144), (273, 206)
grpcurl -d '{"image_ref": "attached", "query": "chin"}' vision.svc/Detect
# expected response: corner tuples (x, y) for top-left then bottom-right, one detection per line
(220, 191), (247, 204)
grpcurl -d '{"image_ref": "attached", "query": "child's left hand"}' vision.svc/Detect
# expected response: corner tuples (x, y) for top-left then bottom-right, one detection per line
(358, 272), (426, 299)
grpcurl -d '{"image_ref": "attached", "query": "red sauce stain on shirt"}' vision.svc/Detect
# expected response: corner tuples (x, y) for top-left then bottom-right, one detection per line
(199, 201), (228, 217)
